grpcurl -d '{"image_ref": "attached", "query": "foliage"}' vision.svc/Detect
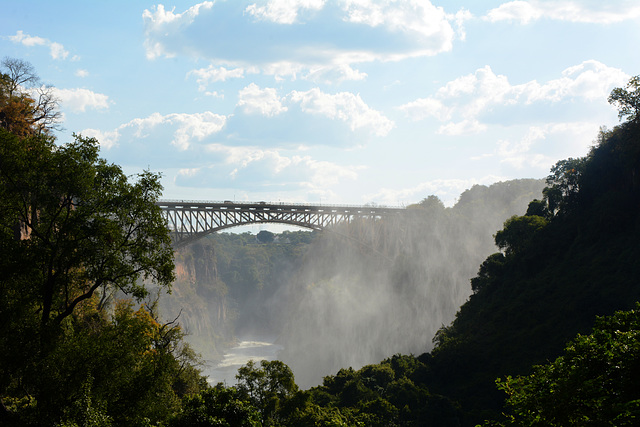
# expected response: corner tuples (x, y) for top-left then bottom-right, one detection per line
(175, 354), (460, 426)
(170, 384), (261, 427)
(407, 195), (446, 211)
(205, 230), (315, 333)
(0, 57), (61, 136)
(236, 360), (298, 425)
(0, 59), (203, 425)
(256, 230), (275, 243)
(542, 157), (586, 216)
(493, 304), (640, 426)
(494, 215), (548, 256)
(608, 75), (640, 124)
(0, 129), (174, 334)
(470, 252), (505, 294)
(303, 354), (460, 426)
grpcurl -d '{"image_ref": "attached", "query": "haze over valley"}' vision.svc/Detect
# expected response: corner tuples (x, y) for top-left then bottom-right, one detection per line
(163, 180), (545, 388)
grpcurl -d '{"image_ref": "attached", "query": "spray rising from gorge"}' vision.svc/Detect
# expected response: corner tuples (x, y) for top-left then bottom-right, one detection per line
(162, 179), (545, 388)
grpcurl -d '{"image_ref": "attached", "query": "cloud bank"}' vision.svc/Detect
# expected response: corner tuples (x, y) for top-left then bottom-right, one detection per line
(8, 31), (71, 60)
(400, 60), (628, 135)
(143, 1), (469, 84)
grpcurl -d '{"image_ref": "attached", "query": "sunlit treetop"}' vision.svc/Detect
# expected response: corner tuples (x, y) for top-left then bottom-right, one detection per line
(608, 75), (640, 124)
(0, 57), (62, 137)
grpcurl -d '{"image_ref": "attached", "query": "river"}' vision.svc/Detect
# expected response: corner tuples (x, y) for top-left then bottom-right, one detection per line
(204, 337), (283, 386)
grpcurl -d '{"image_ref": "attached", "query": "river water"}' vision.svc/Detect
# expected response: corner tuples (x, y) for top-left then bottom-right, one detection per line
(204, 337), (283, 386)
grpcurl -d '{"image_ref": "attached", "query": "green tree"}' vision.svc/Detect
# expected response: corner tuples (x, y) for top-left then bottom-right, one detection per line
(170, 384), (261, 427)
(44, 299), (203, 426)
(470, 252), (506, 294)
(414, 195), (446, 211)
(0, 130), (174, 334)
(493, 304), (640, 426)
(236, 360), (298, 425)
(0, 57), (61, 136)
(494, 215), (548, 256)
(543, 157), (586, 216)
(524, 199), (549, 219)
(608, 75), (640, 124)
(0, 128), (177, 423)
(256, 230), (275, 243)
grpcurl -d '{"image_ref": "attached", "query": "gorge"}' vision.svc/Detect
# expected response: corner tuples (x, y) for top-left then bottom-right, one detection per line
(160, 179), (546, 388)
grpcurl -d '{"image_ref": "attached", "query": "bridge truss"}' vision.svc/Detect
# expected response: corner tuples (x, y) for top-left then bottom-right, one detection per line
(156, 200), (403, 248)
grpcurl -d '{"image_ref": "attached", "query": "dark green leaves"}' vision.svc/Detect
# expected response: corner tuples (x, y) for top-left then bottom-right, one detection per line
(495, 305), (640, 426)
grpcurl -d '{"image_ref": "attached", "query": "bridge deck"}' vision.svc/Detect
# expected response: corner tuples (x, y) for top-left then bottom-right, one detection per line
(157, 200), (403, 214)
(156, 200), (404, 248)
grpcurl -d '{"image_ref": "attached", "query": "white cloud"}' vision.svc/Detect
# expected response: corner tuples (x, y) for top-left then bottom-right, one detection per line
(485, 1), (640, 24)
(290, 88), (394, 136)
(303, 63), (368, 84)
(245, 0), (326, 24)
(193, 143), (361, 191)
(342, 0), (455, 50)
(485, 1), (540, 24)
(399, 97), (451, 121)
(8, 30), (47, 47)
(526, 60), (629, 102)
(90, 111), (227, 151)
(237, 83), (288, 116)
(305, 157), (361, 189)
(142, 2), (215, 59)
(448, 9), (473, 41)
(260, 61), (306, 81)
(8, 30), (70, 60)
(400, 61), (628, 134)
(75, 69), (89, 78)
(475, 121), (603, 171)
(438, 119), (487, 136)
(81, 86), (387, 160)
(55, 88), (110, 113)
(495, 126), (548, 168)
(178, 167), (200, 177)
(49, 42), (69, 60)
(80, 128), (121, 150)
(169, 112), (227, 150)
(188, 65), (244, 91)
(142, 1), (468, 84)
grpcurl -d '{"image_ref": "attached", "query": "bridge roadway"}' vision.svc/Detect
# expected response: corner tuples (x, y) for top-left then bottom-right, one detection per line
(156, 200), (404, 248)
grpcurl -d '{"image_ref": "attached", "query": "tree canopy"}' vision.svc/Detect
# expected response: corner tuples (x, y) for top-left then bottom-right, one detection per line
(0, 59), (204, 426)
(608, 75), (640, 124)
(494, 304), (640, 426)
(0, 57), (61, 136)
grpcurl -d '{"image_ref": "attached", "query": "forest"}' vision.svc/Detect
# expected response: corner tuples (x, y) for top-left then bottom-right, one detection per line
(1, 57), (640, 426)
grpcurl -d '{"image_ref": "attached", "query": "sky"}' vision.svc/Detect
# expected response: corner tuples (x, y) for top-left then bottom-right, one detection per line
(2, 0), (639, 207)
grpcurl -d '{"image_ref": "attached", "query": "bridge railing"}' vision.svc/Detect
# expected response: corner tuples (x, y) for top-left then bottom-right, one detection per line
(157, 199), (405, 210)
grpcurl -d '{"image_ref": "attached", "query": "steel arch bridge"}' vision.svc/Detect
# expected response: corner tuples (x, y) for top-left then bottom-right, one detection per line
(156, 200), (404, 248)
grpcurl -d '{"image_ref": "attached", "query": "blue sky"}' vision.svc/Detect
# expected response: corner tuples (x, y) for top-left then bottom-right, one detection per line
(2, 0), (639, 206)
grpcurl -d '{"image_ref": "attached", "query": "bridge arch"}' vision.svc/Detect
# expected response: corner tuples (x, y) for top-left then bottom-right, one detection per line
(156, 200), (403, 248)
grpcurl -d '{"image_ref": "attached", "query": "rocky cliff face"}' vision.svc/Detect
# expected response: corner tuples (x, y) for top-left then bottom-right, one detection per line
(161, 239), (234, 361)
